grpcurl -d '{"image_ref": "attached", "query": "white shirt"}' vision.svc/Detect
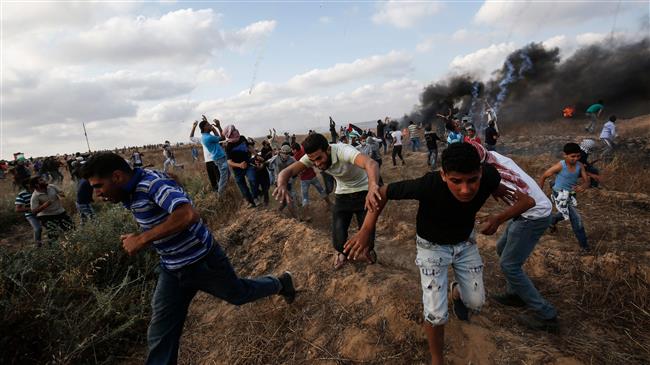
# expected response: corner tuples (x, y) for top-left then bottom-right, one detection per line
(391, 131), (403, 146)
(491, 152), (552, 219)
(299, 143), (368, 194)
(190, 136), (211, 162)
(599, 121), (616, 140)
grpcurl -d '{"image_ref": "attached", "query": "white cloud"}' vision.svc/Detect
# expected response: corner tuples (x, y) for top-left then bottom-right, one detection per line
(449, 42), (516, 80)
(197, 68), (230, 83)
(416, 38), (436, 53)
(94, 70), (195, 100)
(372, 1), (442, 28)
(474, 1), (633, 33)
(56, 9), (275, 64)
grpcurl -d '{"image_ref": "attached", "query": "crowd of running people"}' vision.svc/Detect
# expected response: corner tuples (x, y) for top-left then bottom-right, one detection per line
(7, 100), (620, 365)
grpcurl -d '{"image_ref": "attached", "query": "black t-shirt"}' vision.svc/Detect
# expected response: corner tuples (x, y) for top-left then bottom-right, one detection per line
(424, 131), (440, 150)
(260, 145), (273, 161)
(225, 136), (252, 165)
(485, 127), (498, 146)
(377, 123), (385, 139)
(386, 164), (501, 245)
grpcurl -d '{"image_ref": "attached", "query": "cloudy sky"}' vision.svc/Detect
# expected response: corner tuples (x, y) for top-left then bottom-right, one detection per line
(2, 1), (648, 159)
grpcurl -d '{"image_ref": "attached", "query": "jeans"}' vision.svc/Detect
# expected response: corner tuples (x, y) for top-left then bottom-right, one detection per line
(163, 158), (179, 173)
(415, 234), (485, 326)
(76, 202), (95, 224)
(551, 192), (588, 249)
(26, 215), (43, 246)
(486, 144), (496, 152)
(332, 191), (375, 254)
(213, 157), (230, 194)
(392, 145), (404, 165)
(585, 112), (597, 132)
(300, 177), (326, 206)
(427, 148), (438, 168)
(145, 244), (280, 365)
(322, 172), (335, 195)
(381, 138), (387, 154)
(410, 137), (420, 152)
(496, 215), (557, 319)
(205, 161), (219, 191)
(233, 166), (258, 204)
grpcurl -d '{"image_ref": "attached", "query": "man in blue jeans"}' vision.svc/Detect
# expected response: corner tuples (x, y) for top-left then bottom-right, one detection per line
(343, 143), (534, 365)
(81, 153), (295, 365)
(482, 149), (559, 332)
(190, 116), (229, 195)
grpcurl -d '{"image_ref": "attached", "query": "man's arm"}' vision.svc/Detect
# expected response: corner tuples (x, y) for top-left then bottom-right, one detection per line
(353, 153), (381, 211)
(121, 204), (199, 256)
(538, 162), (561, 190)
(344, 185), (389, 260)
(213, 119), (223, 137)
(273, 161), (307, 203)
(190, 120), (198, 138)
(479, 189), (535, 235)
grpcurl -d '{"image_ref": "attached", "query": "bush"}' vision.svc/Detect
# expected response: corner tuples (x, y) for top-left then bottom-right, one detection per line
(0, 198), (20, 235)
(0, 205), (158, 364)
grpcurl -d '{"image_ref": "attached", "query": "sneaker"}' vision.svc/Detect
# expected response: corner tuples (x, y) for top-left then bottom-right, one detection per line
(491, 292), (526, 307)
(277, 271), (296, 304)
(450, 282), (469, 321)
(516, 314), (559, 333)
(247, 202), (257, 209)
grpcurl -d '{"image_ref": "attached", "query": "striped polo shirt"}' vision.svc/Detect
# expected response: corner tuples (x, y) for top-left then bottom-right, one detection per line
(123, 168), (212, 270)
(15, 190), (34, 217)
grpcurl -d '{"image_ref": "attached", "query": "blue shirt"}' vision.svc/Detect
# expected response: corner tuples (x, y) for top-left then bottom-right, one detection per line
(553, 160), (581, 192)
(201, 133), (225, 161)
(123, 168), (213, 270)
(447, 131), (463, 144)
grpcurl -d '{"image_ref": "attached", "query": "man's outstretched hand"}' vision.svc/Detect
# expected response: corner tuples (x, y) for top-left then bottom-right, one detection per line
(343, 230), (372, 262)
(272, 184), (292, 205)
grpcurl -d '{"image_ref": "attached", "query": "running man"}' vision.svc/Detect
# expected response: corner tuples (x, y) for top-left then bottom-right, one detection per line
(81, 152), (295, 364)
(274, 133), (381, 269)
(343, 143), (534, 365)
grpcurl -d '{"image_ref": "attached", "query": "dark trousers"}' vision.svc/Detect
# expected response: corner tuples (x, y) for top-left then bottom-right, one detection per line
(38, 212), (74, 242)
(146, 244), (279, 365)
(391, 145), (404, 165)
(205, 161), (219, 191)
(233, 166), (258, 204)
(332, 191), (375, 254)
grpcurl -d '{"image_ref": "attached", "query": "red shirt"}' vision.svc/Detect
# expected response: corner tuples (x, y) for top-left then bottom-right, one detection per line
(464, 135), (482, 144)
(293, 146), (316, 180)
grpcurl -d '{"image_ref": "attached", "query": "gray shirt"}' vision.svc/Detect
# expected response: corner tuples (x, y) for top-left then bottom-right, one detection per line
(31, 184), (65, 217)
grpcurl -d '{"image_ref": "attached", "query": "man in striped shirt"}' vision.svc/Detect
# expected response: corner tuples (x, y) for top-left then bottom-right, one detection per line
(81, 153), (296, 364)
(14, 178), (43, 246)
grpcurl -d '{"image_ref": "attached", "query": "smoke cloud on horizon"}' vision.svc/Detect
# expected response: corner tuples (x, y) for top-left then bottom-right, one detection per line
(406, 38), (650, 129)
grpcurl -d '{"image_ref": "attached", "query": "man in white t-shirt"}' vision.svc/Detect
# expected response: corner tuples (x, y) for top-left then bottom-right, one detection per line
(274, 133), (381, 269)
(390, 126), (405, 166)
(475, 145), (558, 332)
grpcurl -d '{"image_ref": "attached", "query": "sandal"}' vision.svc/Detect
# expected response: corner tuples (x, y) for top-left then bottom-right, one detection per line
(333, 253), (347, 270)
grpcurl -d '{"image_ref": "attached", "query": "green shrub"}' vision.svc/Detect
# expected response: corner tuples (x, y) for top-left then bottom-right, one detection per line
(0, 205), (158, 364)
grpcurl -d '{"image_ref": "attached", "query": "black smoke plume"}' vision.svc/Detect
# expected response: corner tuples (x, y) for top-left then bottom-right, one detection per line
(407, 37), (650, 128)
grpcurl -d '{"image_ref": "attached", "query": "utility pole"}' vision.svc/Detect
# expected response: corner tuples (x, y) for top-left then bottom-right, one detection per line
(82, 122), (91, 153)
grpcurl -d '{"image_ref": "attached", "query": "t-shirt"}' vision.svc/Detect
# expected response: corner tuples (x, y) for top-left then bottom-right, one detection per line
(225, 136), (253, 167)
(490, 152), (552, 219)
(131, 152), (143, 166)
(408, 124), (418, 139)
(377, 123), (385, 139)
(485, 127), (498, 146)
(391, 131), (403, 146)
(424, 131), (440, 150)
(271, 155), (296, 181)
(162, 144), (174, 159)
(599, 121), (616, 140)
(386, 165), (501, 244)
(586, 103), (603, 114)
(299, 143), (368, 194)
(200, 133), (226, 161)
(31, 185), (66, 217)
(464, 135), (482, 144)
(293, 147), (316, 180)
(15, 190), (34, 217)
(122, 168), (213, 271)
(447, 131), (463, 144)
(76, 178), (94, 205)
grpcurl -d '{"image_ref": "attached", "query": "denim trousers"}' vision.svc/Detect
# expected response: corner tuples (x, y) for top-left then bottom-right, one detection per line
(146, 244), (280, 365)
(415, 234), (485, 325)
(410, 137), (420, 152)
(585, 112), (597, 132)
(76, 202), (95, 224)
(332, 191), (374, 254)
(26, 215), (43, 245)
(213, 157), (230, 194)
(233, 166), (258, 204)
(300, 177), (326, 206)
(427, 148), (438, 168)
(495, 215), (558, 319)
(551, 192), (589, 249)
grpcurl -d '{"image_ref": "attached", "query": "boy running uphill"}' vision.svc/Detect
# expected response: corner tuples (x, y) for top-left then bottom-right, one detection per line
(343, 143), (534, 365)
